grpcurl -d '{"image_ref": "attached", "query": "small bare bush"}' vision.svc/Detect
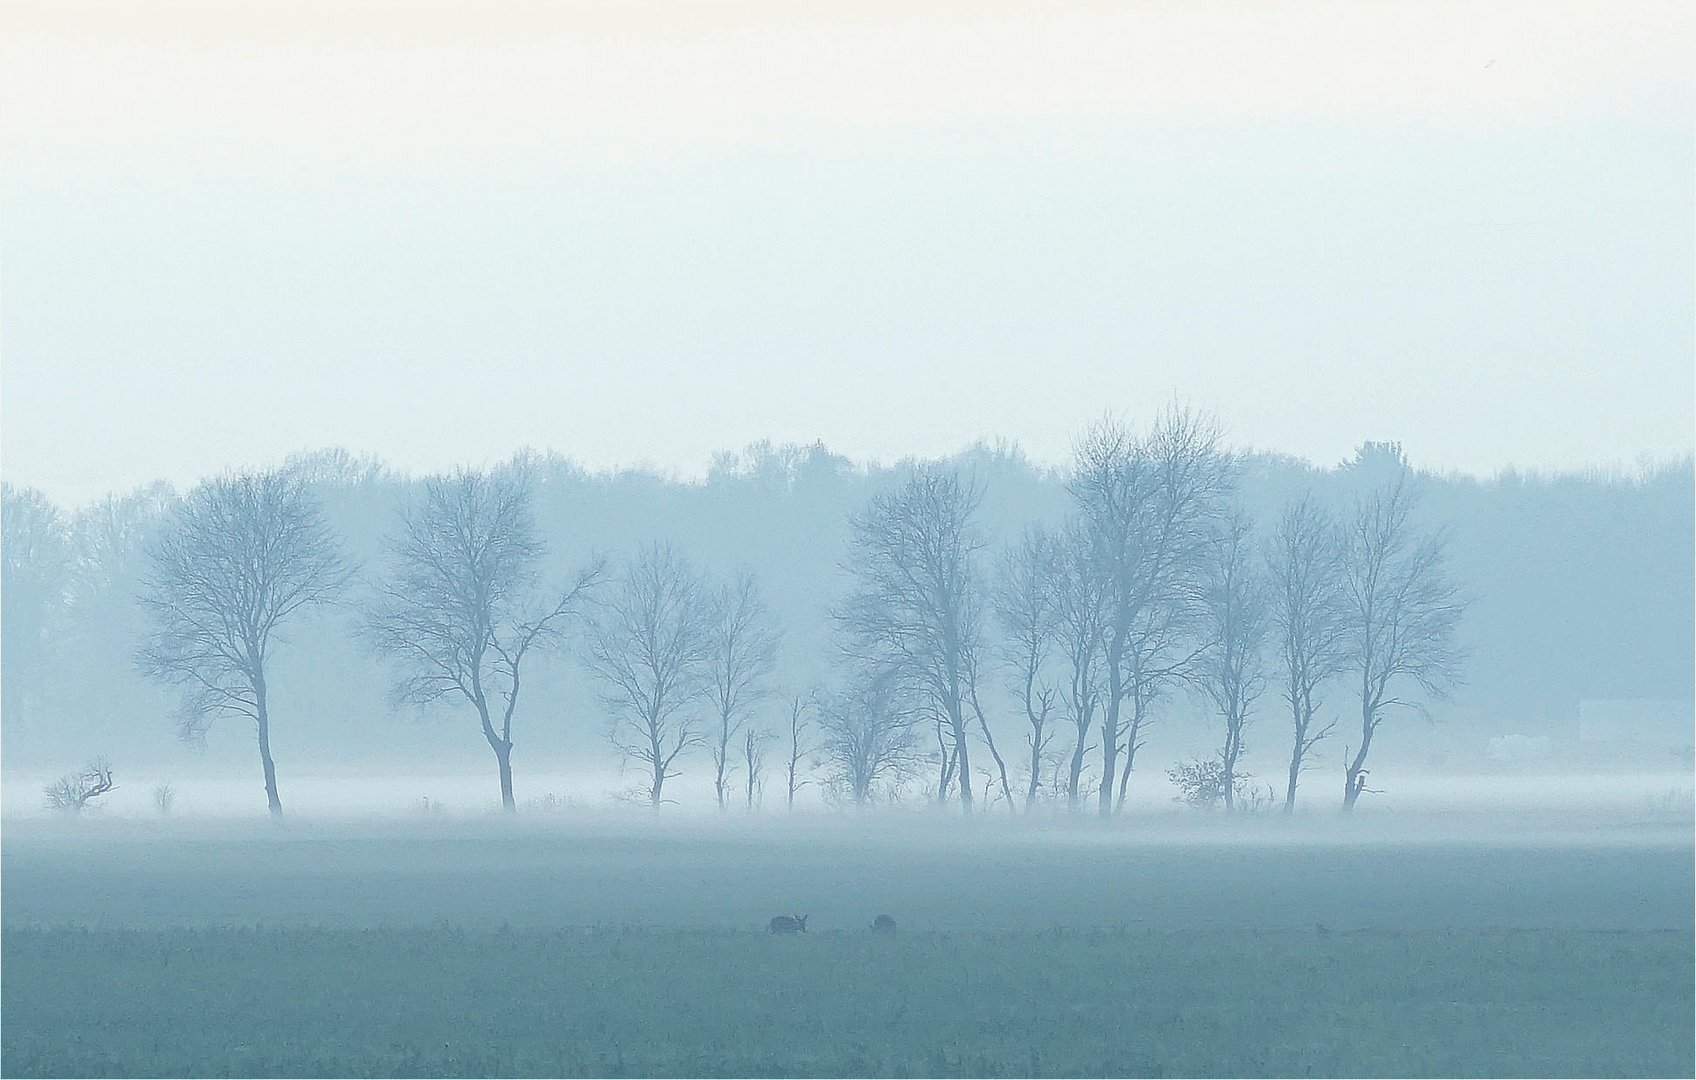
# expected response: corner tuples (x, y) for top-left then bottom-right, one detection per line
(45, 759), (117, 814)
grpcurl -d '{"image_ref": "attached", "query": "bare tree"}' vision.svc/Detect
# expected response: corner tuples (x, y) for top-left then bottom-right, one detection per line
(835, 466), (988, 811)
(44, 758), (116, 814)
(367, 469), (602, 812)
(705, 571), (780, 810)
(742, 723), (771, 809)
(1050, 520), (1106, 809)
(1266, 496), (1347, 812)
(1070, 407), (1230, 816)
(153, 781), (175, 815)
(1193, 511), (1269, 811)
(817, 667), (924, 805)
(992, 525), (1062, 807)
(783, 693), (815, 809)
(587, 543), (716, 807)
(1340, 474), (1468, 810)
(138, 470), (352, 817)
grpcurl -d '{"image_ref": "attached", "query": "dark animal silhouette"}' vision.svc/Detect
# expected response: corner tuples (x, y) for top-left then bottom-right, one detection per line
(768, 914), (808, 934)
(871, 914), (897, 934)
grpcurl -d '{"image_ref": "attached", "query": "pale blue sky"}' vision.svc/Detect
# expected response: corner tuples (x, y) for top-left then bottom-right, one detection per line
(3, 1), (1691, 505)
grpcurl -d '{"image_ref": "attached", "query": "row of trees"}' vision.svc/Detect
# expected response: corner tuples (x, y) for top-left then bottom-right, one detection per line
(123, 408), (1466, 818)
(825, 408), (1467, 817)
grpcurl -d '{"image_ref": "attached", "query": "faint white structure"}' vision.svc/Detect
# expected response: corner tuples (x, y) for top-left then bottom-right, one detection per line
(1485, 734), (1552, 763)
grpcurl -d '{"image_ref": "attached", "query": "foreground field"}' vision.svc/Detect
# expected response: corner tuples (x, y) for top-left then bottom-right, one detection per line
(2, 817), (1691, 1077)
(4, 925), (1691, 1078)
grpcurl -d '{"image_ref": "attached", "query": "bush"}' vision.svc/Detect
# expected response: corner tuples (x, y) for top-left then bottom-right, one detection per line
(1167, 756), (1252, 810)
(44, 759), (116, 814)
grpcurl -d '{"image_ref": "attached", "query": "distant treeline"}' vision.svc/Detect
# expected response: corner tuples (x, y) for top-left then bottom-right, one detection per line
(3, 416), (1691, 817)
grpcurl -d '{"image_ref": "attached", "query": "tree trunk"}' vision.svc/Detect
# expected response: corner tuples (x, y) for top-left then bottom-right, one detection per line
(253, 673), (283, 819)
(1222, 720), (1240, 812)
(1343, 709), (1375, 812)
(973, 698), (1015, 813)
(1026, 729), (1043, 807)
(1097, 719), (1119, 818)
(1284, 724), (1303, 813)
(484, 735), (515, 812)
(1284, 684), (1305, 813)
(1114, 731), (1136, 813)
(1067, 730), (1087, 810)
(951, 709), (974, 811)
(1098, 656), (1124, 818)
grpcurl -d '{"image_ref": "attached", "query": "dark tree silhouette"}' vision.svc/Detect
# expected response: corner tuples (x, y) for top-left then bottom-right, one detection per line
(138, 470), (351, 817)
(817, 667), (923, 805)
(705, 571), (780, 810)
(992, 525), (1062, 807)
(1266, 495), (1347, 812)
(1070, 407), (1231, 816)
(366, 469), (602, 812)
(835, 465), (988, 811)
(783, 693), (815, 810)
(1194, 510), (1269, 811)
(1341, 474), (1468, 810)
(587, 543), (716, 807)
(44, 758), (116, 814)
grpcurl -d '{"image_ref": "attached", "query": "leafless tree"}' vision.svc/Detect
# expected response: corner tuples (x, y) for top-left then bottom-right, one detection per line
(153, 781), (175, 815)
(992, 525), (1062, 807)
(1340, 474), (1468, 810)
(1194, 510), (1270, 811)
(367, 469), (602, 812)
(138, 470), (352, 817)
(1050, 520), (1106, 809)
(44, 758), (116, 814)
(1070, 407), (1231, 816)
(817, 667), (924, 805)
(743, 723), (772, 809)
(783, 693), (815, 809)
(835, 465), (988, 811)
(1266, 495), (1347, 812)
(587, 543), (716, 807)
(705, 571), (780, 810)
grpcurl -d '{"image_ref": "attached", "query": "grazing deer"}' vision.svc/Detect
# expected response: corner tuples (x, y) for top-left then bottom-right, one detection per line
(871, 914), (897, 934)
(768, 914), (808, 934)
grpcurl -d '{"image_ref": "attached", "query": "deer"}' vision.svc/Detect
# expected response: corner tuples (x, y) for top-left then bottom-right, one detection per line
(871, 914), (897, 934)
(768, 914), (808, 934)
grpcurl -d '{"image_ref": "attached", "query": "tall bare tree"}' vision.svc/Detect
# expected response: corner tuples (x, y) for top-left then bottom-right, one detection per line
(705, 571), (780, 810)
(1070, 407), (1230, 816)
(1194, 511), (1269, 811)
(1266, 495), (1347, 812)
(587, 543), (716, 807)
(992, 525), (1062, 807)
(1340, 475), (1467, 810)
(742, 723), (771, 809)
(783, 693), (815, 810)
(835, 466), (987, 810)
(1050, 520), (1107, 809)
(138, 470), (352, 817)
(817, 667), (924, 805)
(366, 469), (601, 812)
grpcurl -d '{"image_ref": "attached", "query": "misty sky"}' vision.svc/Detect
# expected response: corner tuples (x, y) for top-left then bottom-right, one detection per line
(3, 0), (1692, 506)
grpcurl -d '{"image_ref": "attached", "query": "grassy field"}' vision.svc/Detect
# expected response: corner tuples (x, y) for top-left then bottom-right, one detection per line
(2, 817), (1691, 1077)
(4, 925), (1691, 1077)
